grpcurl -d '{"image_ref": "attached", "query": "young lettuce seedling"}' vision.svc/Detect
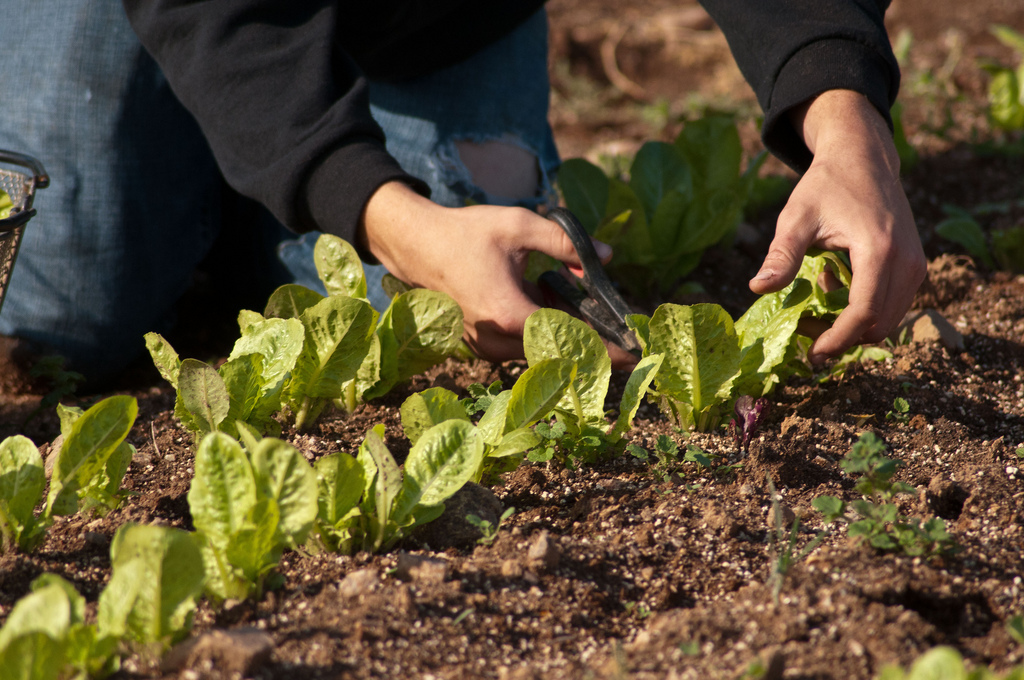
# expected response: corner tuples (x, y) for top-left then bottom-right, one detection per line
(189, 433), (318, 600)
(314, 421), (484, 554)
(630, 253), (848, 432)
(558, 114), (767, 299)
(0, 396), (137, 554)
(148, 234), (463, 434)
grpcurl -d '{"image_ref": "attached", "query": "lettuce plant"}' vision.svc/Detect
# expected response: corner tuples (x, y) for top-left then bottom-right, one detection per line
(0, 396), (137, 554)
(314, 421), (484, 553)
(628, 254), (848, 431)
(188, 433), (318, 600)
(0, 574), (118, 680)
(0, 523), (204, 680)
(556, 114), (766, 298)
(147, 234), (463, 433)
(982, 25), (1024, 131)
(877, 645), (1024, 680)
(399, 309), (663, 471)
(96, 523), (206, 648)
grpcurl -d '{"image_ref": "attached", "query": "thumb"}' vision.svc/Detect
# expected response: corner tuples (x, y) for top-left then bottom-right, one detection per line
(519, 213), (611, 271)
(750, 214), (817, 295)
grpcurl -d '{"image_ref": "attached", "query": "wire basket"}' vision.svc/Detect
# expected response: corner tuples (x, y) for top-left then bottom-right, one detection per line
(0, 150), (49, 315)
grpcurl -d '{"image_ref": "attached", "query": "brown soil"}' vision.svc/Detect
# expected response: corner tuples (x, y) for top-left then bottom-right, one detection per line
(2, 0), (1023, 678)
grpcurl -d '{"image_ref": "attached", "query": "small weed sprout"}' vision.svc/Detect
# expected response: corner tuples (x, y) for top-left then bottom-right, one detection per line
(812, 433), (956, 556)
(766, 477), (829, 602)
(460, 380), (503, 417)
(886, 397), (911, 424)
(22, 355), (86, 427)
(466, 507), (515, 546)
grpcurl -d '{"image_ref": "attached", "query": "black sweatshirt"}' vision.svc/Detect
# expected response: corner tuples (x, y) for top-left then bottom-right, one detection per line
(123, 0), (899, 250)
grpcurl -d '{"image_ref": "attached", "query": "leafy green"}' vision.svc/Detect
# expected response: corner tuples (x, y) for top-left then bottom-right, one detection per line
(633, 254), (846, 431)
(982, 25), (1024, 131)
(96, 523), (205, 646)
(876, 645), (1024, 679)
(45, 395), (138, 517)
(0, 189), (12, 220)
(148, 234), (463, 433)
(0, 574), (118, 680)
(316, 422), (485, 553)
(0, 435), (47, 553)
(557, 114), (766, 297)
(188, 433), (316, 599)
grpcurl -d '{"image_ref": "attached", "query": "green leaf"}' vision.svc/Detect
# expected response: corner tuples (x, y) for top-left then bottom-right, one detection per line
(0, 579), (74, 652)
(476, 390), (513, 446)
(97, 523), (205, 645)
(734, 278), (814, 395)
(935, 216), (996, 268)
(503, 358), (576, 432)
(557, 157), (609, 234)
(811, 495), (845, 521)
(0, 631), (67, 680)
(265, 283), (326, 320)
(488, 426), (542, 458)
(648, 304), (741, 429)
(250, 438), (318, 547)
(675, 115), (742, 191)
(0, 435), (45, 551)
(314, 452), (366, 526)
(188, 433), (257, 548)
(524, 308), (611, 424)
(361, 427), (402, 541)
(225, 498), (282, 587)
(46, 396), (138, 517)
(368, 289), (463, 400)
(626, 314), (652, 354)
(401, 387), (470, 447)
(612, 353), (664, 436)
(286, 296), (377, 416)
(219, 353), (270, 435)
(144, 332), (181, 388)
(228, 316), (305, 392)
(393, 420), (484, 525)
(314, 233), (367, 299)
(178, 359), (230, 435)
(629, 141), (693, 223)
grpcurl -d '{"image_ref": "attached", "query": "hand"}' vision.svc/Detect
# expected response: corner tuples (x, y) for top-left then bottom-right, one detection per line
(749, 89), (927, 364)
(359, 182), (635, 366)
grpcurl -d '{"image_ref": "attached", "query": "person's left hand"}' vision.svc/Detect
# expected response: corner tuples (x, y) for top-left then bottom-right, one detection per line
(748, 89), (927, 364)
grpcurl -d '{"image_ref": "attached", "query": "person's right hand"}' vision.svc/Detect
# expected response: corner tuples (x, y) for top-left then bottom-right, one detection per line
(359, 181), (632, 364)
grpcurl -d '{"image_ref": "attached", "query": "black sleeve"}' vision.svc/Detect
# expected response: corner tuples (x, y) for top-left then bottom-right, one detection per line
(698, 0), (900, 172)
(122, 0), (428, 250)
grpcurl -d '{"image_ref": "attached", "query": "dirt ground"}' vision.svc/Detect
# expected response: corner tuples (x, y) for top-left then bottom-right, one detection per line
(1, 0), (1023, 678)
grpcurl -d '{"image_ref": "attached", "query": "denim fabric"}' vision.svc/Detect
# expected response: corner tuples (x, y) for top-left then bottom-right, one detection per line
(278, 8), (560, 311)
(0, 1), (223, 380)
(0, 3), (557, 381)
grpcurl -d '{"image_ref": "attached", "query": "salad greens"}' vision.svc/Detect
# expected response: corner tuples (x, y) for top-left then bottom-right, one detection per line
(188, 433), (317, 600)
(147, 233), (462, 433)
(314, 421), (484, 553)
(629, 253), (848, 431)
(0, 396), (137, 554)
(557, 114), (766, 298)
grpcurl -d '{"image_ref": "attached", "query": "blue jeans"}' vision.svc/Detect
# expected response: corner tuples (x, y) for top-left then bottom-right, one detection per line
(0, 4), (558, 382)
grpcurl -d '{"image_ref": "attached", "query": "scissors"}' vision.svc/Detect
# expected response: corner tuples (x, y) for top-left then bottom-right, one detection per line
(539, 207), (641, 356)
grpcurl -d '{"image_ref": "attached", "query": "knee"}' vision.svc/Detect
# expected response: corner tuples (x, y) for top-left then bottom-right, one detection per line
(454, 139), (541, 202)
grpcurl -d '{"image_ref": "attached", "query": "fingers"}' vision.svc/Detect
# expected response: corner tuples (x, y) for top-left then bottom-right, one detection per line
(749, 202), (817, 295)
